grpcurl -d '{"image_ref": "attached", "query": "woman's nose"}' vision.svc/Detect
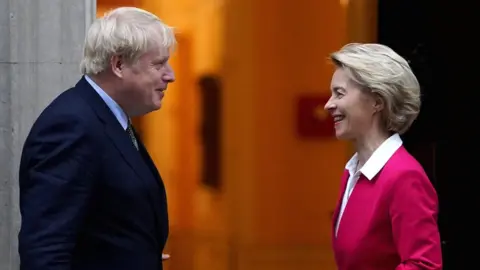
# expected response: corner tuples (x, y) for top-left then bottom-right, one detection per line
(324, 97), (335, 111)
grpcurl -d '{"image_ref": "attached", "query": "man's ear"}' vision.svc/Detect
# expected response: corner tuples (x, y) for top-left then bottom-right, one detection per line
(110, 55), (124, 78)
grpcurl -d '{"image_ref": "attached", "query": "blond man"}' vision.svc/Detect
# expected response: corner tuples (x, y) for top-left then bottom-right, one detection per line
(19, 7), (175, 270)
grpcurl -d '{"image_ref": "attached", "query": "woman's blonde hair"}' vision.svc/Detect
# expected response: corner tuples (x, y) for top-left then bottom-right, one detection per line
(330, 43), (421, 135)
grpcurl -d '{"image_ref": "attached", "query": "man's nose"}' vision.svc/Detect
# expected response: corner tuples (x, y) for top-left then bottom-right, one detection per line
(164, 64), (175, 82)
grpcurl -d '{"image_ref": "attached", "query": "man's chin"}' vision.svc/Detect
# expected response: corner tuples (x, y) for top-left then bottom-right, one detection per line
(133, 103), (162, 116)
(151, 101), (162, 111)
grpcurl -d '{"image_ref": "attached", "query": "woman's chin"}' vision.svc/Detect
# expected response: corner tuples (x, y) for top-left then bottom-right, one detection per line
(334, 127), (344, 138)
(335, 129), (353, 140)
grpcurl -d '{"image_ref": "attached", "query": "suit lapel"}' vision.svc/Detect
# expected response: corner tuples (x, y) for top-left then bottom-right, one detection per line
(134, 129), (162, 183)
(74, 77), (165, 237)
(136, 136), (169, 244)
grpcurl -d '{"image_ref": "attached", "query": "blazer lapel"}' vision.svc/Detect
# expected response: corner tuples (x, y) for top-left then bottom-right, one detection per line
(75, 77), (165, 237)
(134, 129), (163, 183)
(103, 124), (167, 238)
(136, 137), (169, 244)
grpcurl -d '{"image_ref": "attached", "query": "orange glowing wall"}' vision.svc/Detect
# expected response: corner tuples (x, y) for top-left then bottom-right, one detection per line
(96, 0), (141, 15)
(95, 0), (376, 269)
(222, 0), (349, 268)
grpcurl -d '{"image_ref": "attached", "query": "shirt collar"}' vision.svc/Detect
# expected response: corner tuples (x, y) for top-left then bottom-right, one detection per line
(345, 133), (403, 180)
(84, 75), (129, 130)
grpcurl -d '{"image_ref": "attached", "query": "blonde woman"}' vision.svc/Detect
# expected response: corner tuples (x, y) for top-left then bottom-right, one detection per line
(325, 43), (442, 270)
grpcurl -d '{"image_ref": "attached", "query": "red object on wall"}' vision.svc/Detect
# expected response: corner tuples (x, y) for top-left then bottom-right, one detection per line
(296, 95), (335, 138)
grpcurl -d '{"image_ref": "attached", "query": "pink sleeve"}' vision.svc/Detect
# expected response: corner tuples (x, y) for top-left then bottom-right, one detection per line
(390, 170), (443, 270)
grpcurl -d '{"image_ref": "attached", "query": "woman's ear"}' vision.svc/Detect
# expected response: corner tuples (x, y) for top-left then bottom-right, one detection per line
(373, 94), (384, 113)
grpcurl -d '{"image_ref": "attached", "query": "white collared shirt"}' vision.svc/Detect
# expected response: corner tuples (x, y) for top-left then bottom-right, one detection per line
(335, 133), (403, 236)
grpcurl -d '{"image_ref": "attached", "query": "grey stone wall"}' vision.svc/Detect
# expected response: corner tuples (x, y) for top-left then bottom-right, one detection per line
(0, 0), (95, 268)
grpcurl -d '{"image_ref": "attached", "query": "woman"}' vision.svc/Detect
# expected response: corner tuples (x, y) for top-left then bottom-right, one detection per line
(325, 43), (442, 270)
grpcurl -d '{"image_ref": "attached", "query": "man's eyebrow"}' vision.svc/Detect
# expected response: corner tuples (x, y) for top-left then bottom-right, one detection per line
(153, 57), (168, 64)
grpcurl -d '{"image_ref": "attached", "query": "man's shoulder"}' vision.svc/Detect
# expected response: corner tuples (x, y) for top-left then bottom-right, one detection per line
(40, 81), (98, 120)
(43, 86), (86, 114)
(29, 84), (101, 137)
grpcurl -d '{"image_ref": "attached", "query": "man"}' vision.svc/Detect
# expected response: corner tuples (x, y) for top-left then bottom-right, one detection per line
(18, 7), (175, 270)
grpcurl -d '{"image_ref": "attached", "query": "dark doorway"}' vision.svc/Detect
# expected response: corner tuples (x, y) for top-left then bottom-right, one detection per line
(198, 74), (222, 190)
(378, 0), (478, 268)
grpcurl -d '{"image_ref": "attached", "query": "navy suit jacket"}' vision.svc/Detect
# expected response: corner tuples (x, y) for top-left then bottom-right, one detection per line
(18, 77), (169, 270)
